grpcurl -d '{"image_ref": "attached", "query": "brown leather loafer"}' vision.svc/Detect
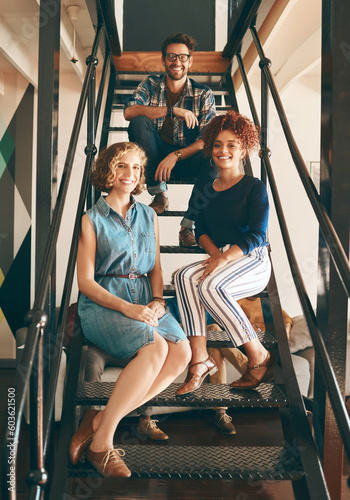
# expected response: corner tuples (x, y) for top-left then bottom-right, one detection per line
(70, 409), (99, 465)
(229, 351), (275, 389)
(176, 355), (218, 396)
(137, 417), (169, 440)
(179, 228), (197, 247)
(149, 193), (169, 214)
(86, 445), (131, 478)
(215, 413), (236, 435)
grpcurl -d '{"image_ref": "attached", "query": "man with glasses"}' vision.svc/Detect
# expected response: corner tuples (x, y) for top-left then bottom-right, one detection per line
(124, 32), (216, 247)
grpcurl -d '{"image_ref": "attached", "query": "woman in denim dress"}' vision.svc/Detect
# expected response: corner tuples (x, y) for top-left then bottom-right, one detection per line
(73, 142), (191, 478)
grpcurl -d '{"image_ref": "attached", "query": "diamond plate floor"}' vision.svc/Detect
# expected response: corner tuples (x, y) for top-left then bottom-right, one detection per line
(69, 444), (304, 481)
(76, 381), (288, 408)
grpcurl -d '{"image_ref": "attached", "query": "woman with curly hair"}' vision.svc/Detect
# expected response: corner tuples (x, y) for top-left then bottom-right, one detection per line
(73, 142), (190, 476)
(174, 110), (274, 396)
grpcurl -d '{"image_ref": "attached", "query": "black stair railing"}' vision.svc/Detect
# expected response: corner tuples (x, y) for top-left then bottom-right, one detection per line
(226, 17), (350, 467)
(250, 26), (350, 297)
(1, 1), (120, 499)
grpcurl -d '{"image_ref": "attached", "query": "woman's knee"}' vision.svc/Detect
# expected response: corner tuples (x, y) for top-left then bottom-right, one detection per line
(169, 340), (191, 372)
(139, 333), (169, 367)
(175, 263), (202, 290)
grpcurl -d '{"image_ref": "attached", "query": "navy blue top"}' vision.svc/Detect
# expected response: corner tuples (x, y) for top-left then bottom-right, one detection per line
(194, 175), (269, 254)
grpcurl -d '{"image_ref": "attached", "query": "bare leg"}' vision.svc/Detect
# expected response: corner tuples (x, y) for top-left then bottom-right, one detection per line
(242, 339), (269, 377)
(91, 333), (190, 452)
(230, 339), (275, 389)
(187, 335), (210, 376)
(135, 339), (191, 406)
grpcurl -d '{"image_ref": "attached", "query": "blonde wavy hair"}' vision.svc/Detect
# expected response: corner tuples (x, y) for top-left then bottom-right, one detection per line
(90, 142), (147, 195)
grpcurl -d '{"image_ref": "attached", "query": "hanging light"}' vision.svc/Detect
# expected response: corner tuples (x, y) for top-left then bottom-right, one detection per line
(66, 5), (81, 64)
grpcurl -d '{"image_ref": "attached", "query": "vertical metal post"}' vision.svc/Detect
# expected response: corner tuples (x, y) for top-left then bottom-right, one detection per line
(25, 315), (49, 500)
(86, 54), (98, 210)
(33, 0), (60, 481)
(99, 63), (117, 153)
(35, 0), (60, 287)
(316, 1), (350, 498)
(259, 58), (271, 184)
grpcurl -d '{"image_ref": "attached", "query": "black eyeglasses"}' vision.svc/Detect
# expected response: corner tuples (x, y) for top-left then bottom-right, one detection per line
(166, 53), (190, 62)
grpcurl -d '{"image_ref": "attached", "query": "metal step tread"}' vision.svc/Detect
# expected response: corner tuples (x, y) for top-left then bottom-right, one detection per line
(160, 245), (206, 253)
(116, 71), (226, 76)
(163, 283), (268, 297)
(206, 328), (277, 349)
(109, 126), (128, 132)
(158, 210), (186, 217)
(69, 443), (304, 480)
(76, 380), (287, 408)
(114, 82), (229, 89)
(112, 103), (233, 111)
(82, 328), (276, 350)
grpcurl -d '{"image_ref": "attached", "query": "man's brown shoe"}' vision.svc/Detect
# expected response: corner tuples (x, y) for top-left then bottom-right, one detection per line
(179, 228), (197, 247)
(149, 193), (169, 214)
(85, 446), (131, 478)
(70, 409), (99, 465)
(137, 417), (169, 440)
(215, 413), (236, 435)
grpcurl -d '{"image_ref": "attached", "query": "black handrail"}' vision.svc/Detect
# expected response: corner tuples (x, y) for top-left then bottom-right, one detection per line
(222, 0), (261, 59)
(2, 1), (120, 497)
(249, 25), (350, 298)
(3, 24), (102, 500)
(236, 27), (350, 464)
(42, 57), (112, 463)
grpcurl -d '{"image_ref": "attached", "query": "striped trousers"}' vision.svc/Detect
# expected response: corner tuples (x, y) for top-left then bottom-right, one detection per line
(174, 246), (271, 347)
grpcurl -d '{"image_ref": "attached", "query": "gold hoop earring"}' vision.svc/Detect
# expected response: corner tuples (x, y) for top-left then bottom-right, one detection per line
(210, 158), (215, 168)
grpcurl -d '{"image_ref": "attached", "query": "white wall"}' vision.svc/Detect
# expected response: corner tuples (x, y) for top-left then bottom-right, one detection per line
(236, 75), (321, 316)
(56, 62), (106, 306)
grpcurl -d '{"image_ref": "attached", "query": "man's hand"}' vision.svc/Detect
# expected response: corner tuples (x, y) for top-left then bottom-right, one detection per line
(173, 108), (198, 129)
(155, 153), (178, 182)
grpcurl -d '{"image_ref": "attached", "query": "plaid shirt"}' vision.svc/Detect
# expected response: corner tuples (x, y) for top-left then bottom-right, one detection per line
(125, 74), (216, 147)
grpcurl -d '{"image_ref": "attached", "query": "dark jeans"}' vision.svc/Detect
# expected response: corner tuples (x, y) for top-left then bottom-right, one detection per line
(128, 115), (218, 228)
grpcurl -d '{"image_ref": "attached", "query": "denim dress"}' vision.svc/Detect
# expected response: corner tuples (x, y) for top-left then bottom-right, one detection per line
(78, 196), (187, 359)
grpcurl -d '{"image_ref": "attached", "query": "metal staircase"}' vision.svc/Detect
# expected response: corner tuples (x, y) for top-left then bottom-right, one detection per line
(5, 2), (350, 500)
(49, 63), (326, 499)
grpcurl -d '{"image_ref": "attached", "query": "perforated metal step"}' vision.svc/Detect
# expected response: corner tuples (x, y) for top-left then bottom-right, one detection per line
(69, 444), (303, 481)
(160, 245), (206, 253)
(76, 380), (287, 408)
(207, 328), (277, 349)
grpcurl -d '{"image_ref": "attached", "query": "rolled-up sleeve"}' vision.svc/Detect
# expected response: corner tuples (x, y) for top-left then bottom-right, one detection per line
(125, 79), (151, 109)
(197, 89), (216, 138)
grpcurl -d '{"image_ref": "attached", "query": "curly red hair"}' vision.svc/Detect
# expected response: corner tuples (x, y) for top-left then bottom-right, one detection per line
(90, 142), (147, 195)
(202, 110), (260, 158)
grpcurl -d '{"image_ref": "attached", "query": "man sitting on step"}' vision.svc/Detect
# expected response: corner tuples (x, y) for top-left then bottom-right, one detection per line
(124, 32), (217, 247)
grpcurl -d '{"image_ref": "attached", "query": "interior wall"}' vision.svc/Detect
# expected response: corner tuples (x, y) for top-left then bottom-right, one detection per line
(236, 75), (321, 317)
(122, 0), (216, 52)
(0, 72), (34, 359)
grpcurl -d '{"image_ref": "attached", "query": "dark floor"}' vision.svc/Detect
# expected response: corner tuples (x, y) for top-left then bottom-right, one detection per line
(1, 368), (349, 500)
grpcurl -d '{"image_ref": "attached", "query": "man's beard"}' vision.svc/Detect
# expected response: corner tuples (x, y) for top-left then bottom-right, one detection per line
(165, 64), (187, 81)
